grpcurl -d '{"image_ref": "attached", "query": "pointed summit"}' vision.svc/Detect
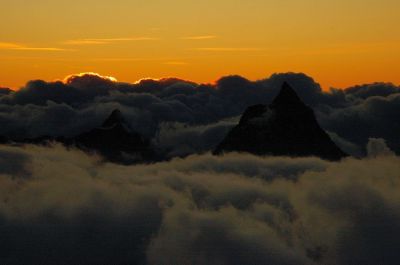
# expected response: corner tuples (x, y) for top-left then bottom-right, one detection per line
(73, 109), (153, 164)
(102, 109), (126, 128)
(214, 83), (348, 160)
(271, 82), (304, 107)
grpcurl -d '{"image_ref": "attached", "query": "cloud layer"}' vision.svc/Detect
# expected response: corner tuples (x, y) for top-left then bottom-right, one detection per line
(0, 72), (399, 158)
(0, 144), (399, 264)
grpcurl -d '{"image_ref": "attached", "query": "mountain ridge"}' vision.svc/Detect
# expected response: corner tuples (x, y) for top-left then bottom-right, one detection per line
(214, 82), (348, 161)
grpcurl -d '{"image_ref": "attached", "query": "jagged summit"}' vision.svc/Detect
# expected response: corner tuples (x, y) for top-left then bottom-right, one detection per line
(271, 82), (304, 108)
(74, 109), (153, 163)
(102, 109), (127, 128)
(214, 82), (348, 161)
(0, 109), (154, 164)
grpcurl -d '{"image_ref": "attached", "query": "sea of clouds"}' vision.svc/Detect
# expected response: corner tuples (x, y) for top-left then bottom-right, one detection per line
(0, 141), (399, 264)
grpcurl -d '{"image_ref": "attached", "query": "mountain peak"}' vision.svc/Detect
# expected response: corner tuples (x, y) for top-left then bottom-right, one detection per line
(75, 108), (153, 164)
(272, 82), (303, 107)
(214, 82), (348, 160)
(102, 109), (126, 128)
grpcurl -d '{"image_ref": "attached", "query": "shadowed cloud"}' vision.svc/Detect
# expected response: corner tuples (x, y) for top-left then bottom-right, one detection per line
(0, 72), (399, 157)
(0, 144), (398, 264)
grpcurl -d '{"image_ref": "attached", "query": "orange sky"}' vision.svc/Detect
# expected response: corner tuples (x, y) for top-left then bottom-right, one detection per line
(1, 0), (399, 90)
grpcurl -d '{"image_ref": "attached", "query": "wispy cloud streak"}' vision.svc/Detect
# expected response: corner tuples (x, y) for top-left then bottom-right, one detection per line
(181, 35), (217, 40)
(0, 42), (66, 51)
(163, 61), (188, 65)
(192, 47), (263, 52)
(64, 37), (159, 45)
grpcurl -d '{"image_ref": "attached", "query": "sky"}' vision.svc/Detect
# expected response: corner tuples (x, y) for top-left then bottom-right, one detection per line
(1, 0), (399, 90)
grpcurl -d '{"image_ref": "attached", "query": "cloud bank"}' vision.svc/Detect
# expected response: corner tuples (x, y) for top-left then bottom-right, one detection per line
(1, 73), (399, 264)
(0, 144), (399, 264)
(0, 72), (399, 158)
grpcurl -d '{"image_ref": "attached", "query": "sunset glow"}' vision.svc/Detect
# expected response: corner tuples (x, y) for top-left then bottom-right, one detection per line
(1, 0), (399, 90)
(63, 72), (118, 83)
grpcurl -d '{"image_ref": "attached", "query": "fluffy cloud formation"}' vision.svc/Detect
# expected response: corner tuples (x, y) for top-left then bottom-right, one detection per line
(319, 93), (400, 154)
(154, 119), (237, 158)
(0, 72), (399, 156)
(0, 144), (399, 264)
(367, 138), (396, 157)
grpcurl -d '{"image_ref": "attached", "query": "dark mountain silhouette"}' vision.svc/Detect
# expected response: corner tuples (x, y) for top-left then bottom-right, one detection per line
(214, 82), (348, 160)
(73, 109), (153, 164)
(0, 135), (8, 144)
(101, 109), (126, 128)
(2, 109), (153, 164)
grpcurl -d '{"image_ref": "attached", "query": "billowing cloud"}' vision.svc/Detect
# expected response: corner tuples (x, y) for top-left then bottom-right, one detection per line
(0, 72), (399, 156)
(343, 82), (400, 99)
(63, 72), (118, 84)
(318, 93), (400, 154)
(0, 144), (399, 264)
(154, 120), (237, 158)
(367, 138), (396, 157)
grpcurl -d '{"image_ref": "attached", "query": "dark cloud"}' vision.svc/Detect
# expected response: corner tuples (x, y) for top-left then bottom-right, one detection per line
(319, 93), (400, 154)
(0, 145), (31, 177)
(327, 131), (364, 157)
(344, 82), (400, 100)
(1, 72), (399, 264)
(0, 144), (399, 264)
(0, 72), (399, 155)
(1, 80), (88, 106)
(0, 87), (12, 96)
(366, 138), (395, 157)
(153, 120), (237, 158)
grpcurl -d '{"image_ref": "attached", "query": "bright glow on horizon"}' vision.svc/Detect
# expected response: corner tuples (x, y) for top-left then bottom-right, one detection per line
(1, 0), (399, 90)
(63, 72), (118, 83)
(133, 77), (162, 84)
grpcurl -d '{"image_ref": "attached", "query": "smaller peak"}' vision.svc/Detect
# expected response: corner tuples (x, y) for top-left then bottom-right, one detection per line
(102, 109), (125, 128)
(272, 82), (303, 106)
